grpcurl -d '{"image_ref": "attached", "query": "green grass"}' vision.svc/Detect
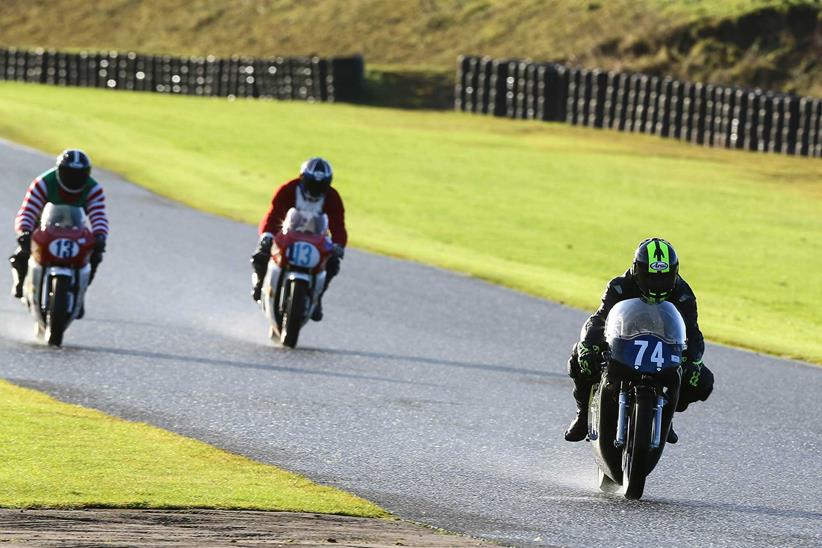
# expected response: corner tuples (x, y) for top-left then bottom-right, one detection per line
(0, 0), (818, 96)
(0, 81), (820, 364)
(0, 379), (387, 514)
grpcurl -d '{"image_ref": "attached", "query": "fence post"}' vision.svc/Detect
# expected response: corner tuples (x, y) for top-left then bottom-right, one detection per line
(455, 55), (469, 111)
(476, 57), (492, 114)
(614, 72), (630, 131)
(488, 58), (507, 116)
(661, 78), (677, 137)
(514, 60), (528, 119)
(578, 68), (592, 126)
(781, 95), (800, 155)
(565, 67), (580, 125)
(812, 99), (822, 157)
(768, 94), (785, 153)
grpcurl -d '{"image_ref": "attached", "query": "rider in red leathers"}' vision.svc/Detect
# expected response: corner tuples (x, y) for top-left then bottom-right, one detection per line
(251, 157), (346, 321)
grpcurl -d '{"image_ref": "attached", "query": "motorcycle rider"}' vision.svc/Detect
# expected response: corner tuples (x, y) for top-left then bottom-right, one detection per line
(9, 149), (108, 312)
(251, 157), (346, 321)
(564, 238), (714, 443)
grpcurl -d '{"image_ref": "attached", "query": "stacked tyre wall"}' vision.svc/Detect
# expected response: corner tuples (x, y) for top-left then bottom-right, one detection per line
(0, 47), (364, 103)
(455, 55), (822, 158)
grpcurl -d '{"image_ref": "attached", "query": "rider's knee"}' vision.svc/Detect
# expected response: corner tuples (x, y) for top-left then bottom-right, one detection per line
(677, 361), (714, 411)
(326, 255), (341, 278)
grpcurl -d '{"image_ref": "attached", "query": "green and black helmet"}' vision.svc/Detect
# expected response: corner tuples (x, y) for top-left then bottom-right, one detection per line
(631, 238), (679, 303)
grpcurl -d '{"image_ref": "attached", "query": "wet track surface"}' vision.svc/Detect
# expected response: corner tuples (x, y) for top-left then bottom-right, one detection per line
(0, 140), (820, 547)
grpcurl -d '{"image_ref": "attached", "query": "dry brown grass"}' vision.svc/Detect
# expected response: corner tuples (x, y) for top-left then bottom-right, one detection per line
(0, 0), (818, 95)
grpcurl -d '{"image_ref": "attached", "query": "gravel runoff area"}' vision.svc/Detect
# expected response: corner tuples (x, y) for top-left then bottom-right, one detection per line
(0, 509), (502, 547)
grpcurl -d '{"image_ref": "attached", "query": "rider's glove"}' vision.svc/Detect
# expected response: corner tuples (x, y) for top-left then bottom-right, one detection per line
(332, 243), (345, 260)
(91, 234), (106, 265)
(9, 231), (31, 273)
(92, 234), (106, 257)
(251, 234), (273, 270)
(16, 231), (31, 251)
(577, 341), (606, 378)
(88, 234), (106, 284)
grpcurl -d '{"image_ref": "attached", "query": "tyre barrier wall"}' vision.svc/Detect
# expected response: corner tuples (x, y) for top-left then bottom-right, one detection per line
(455, 55), (822, 158)
(0, 47), (365, 103)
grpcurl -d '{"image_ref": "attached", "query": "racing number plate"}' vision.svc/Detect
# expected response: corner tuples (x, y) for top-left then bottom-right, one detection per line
(287, 241), (320, 268)
(48, 238), (81, 259)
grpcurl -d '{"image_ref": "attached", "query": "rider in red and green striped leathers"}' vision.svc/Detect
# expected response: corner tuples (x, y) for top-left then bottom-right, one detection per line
(9, 149), (108, 300)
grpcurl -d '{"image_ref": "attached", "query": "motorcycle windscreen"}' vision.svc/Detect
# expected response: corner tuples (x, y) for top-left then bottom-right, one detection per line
(282, 207), (329, 235)
(605, 298), (686, 372)
(40, 204), (88, 230)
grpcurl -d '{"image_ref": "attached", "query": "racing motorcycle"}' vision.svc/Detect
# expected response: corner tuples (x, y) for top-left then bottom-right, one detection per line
(256, 208), (333, 348)
(16, 204), (94, 346)
(587, 298), (685, 499)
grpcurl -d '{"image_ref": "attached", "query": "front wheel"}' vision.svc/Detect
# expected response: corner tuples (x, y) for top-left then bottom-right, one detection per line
(623, 393), (654, 500)
(45, 276), (71, 347)
(280, 280), (308, 348)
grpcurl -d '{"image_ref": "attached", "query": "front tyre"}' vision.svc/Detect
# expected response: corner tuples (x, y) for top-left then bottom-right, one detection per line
(623, 393), (654, 500)
(45, 276), (70, 347)
(280, 280), (308, 348)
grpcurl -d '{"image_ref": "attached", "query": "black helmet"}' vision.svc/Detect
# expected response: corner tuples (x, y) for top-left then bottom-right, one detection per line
(631, 238), (679, 303)
(56, 149), (91, 193)
(299, 157), (333, 198)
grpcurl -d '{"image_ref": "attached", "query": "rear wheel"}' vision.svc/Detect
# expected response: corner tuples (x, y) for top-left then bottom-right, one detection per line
(623, 394), (654, 500)
(45, 276), (70, 347)
(280, 280), (308, 348)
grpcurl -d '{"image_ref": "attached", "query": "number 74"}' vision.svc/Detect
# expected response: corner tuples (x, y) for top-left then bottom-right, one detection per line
(633, 340), (664, 367)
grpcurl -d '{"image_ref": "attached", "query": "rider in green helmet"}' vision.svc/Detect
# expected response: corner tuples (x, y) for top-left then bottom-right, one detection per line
(564, 238), (714, 443)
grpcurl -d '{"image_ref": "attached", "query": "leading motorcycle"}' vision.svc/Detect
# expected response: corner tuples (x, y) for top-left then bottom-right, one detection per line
(587, 298), (685, 499)
(256, 207), (333, 348)
(16, 204), (94, 346)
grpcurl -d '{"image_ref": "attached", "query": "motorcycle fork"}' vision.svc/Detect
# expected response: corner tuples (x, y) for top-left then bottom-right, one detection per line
(614, 383), (630, 449)
(614, 380), (664, 450)
(651, 392), (665, 450)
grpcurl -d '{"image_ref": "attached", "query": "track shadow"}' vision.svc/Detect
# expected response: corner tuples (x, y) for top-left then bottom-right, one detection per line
(62, 345), (436, 387)
(649, 496), (822, 521)
(302, 347), (565, 379)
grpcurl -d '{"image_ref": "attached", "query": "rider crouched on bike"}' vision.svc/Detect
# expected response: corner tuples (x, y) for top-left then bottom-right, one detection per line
(251, 157), (347, 321)
(564, 238), (714, 443)
(9, 149), (108, 312)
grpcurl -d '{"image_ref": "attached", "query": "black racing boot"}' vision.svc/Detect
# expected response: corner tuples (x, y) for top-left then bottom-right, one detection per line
(252, 280), (264, 302)
(311, 277), (332, 322)
(667, 423), (678, 444)
(11, 274), (24, 299)
(9, 253), (27, 299)
(310, 297), (323, 321)
(564, 400), (589, 442)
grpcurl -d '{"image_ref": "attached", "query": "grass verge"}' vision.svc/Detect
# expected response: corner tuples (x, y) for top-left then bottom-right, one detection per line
(0, 82), (819, 364)
(0, 379), (386, 514)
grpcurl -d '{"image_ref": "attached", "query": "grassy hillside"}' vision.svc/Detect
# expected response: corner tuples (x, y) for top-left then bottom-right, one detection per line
(0, 0), (819, 97)
(0, 82), (819, 363)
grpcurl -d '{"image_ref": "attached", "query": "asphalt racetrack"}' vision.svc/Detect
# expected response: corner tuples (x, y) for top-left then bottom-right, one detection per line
(0, 140), (819, 547)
